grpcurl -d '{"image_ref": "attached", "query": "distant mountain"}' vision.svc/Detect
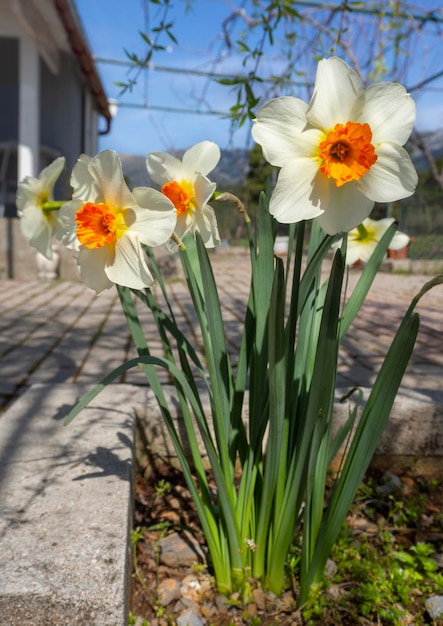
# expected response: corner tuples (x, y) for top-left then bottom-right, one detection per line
(120, 129), (443, 190)
(120, 149), (249, 191)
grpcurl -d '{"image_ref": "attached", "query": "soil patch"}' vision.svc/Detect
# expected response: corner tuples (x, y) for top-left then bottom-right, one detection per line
(130, 462), (443, 625)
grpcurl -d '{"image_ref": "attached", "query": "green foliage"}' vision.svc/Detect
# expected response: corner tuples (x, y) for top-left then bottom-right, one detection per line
(154, 478), (171, 497)
(128, 613), (148, 626)
(301, 533), (442, 624)
(299, 474), (443, 624)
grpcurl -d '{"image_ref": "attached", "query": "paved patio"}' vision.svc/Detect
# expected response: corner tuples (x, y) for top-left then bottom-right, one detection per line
(1, 248), (442, 624)
(1, 248), (442, 413)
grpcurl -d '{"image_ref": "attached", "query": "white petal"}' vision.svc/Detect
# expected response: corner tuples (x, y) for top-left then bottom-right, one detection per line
(194, 172), (216, 208)
(107, 232), (154, 289)
(60, 199), (83, 250)
(48, 212), (65, 241)
(71, 154), (102, 201)
(361, 83), (416, 145)
(193, 204), (220, 248)
(20, 209), (54, 259)
(389, 231), (410, 250)
(344, 243), (364, 266)
(316, 181), (374, 235)
(306, 57), (365, 131)
(269, 159), (324, 223)
(182, 141), (220, 178)
(88, 150), (136, 208)
(368, 217), (395, 237)
(77, 246), (114, 294)
(39, 157), (66, 198)
(146, 152), (183, 186)
(358, 240), (379, 263)
(16, 177), (42, 213)
(130, 187), (177, 246)
(251, 97), (314, 165)
(358, 142), (418, 202)
(174, 213), (192, 241)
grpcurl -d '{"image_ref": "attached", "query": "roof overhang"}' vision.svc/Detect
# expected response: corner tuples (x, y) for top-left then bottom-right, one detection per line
(52, 0), (112, 134)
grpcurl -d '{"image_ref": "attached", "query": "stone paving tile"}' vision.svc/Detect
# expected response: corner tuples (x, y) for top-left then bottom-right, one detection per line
(1, 252), (442, 411)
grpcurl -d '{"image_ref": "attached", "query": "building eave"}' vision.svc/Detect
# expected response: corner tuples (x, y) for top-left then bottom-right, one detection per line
(52, 0), (112, 133)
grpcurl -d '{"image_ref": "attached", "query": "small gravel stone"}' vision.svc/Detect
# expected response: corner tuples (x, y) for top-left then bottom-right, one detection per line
(375, 471), (403, 496)
(252, 587), (266, 610)
(215, 594), (230, 613)
(176, 607), (204, 626)
(157, 577), (181, 606)
(159, 532), (205, 567)
(425, 595), (443, 620)
(325, 558), (338, 578)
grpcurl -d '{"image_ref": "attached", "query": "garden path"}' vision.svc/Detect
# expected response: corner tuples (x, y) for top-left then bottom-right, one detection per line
(1, 248), (442, 413)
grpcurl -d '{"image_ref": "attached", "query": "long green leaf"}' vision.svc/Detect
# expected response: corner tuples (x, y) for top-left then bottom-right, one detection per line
(301, 306), (420, 601)
(339, 222), (397, 339)
(253, 258), (286, 579)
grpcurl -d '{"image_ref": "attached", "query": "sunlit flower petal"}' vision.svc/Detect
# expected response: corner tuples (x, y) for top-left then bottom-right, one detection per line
(146, 141), (221, 247)
(71, 155), (102, 201)
(357, 143), (418, 202)
(16, 156), (66, 259)
(316, 180), (374, 235)
(131, 186), (182, 246)
(269, 160), (324, 223)
(252, 57), (418, 235)
(77, 246), (113, 293)
(306, 57), (365, 130)
(361, 83), (416, 145)
(88, 150), (136, 209)
(251, 98), (321, 166)
(147, 152), (184, 186)
(182, 141), (221, 178)
(60, 150), (176, 294)
(106, 230), (154, 289)
(19, 209), (55, 260)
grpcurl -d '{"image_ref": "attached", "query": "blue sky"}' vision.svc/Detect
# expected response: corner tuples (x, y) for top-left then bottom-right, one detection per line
(75, 0), (443, 156)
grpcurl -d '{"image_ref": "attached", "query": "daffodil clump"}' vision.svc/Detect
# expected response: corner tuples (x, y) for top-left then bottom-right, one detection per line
(16, 57), (441, 605)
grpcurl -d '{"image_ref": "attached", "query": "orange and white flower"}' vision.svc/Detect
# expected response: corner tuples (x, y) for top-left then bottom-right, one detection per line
(146, 141), (221, 247)
(251, 57), (418, 234)
(60, 150), (176, 294)
(16, 156), (66, 259)
(334, 217), (410, 266)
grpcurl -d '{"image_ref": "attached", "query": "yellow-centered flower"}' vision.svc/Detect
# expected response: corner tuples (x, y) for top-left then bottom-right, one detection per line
(60, 150), (176, 294)
(147, 141), (221, 247)
(333, 217), (410, 266)
(16, 157), (66, 259)
(252, 57), (418, 234)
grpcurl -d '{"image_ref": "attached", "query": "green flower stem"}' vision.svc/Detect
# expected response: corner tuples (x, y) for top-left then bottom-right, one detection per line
(42, 201), (66, 213)
(357, 222), (369, 239)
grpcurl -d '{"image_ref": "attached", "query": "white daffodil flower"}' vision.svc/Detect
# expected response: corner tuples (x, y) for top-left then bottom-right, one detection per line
(251, 57), (418, 235)
(146, 141), (221, 247)
(60, 150), (176, 294)
(333, 217), (410, 266)
(16, 156), (66, 259)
